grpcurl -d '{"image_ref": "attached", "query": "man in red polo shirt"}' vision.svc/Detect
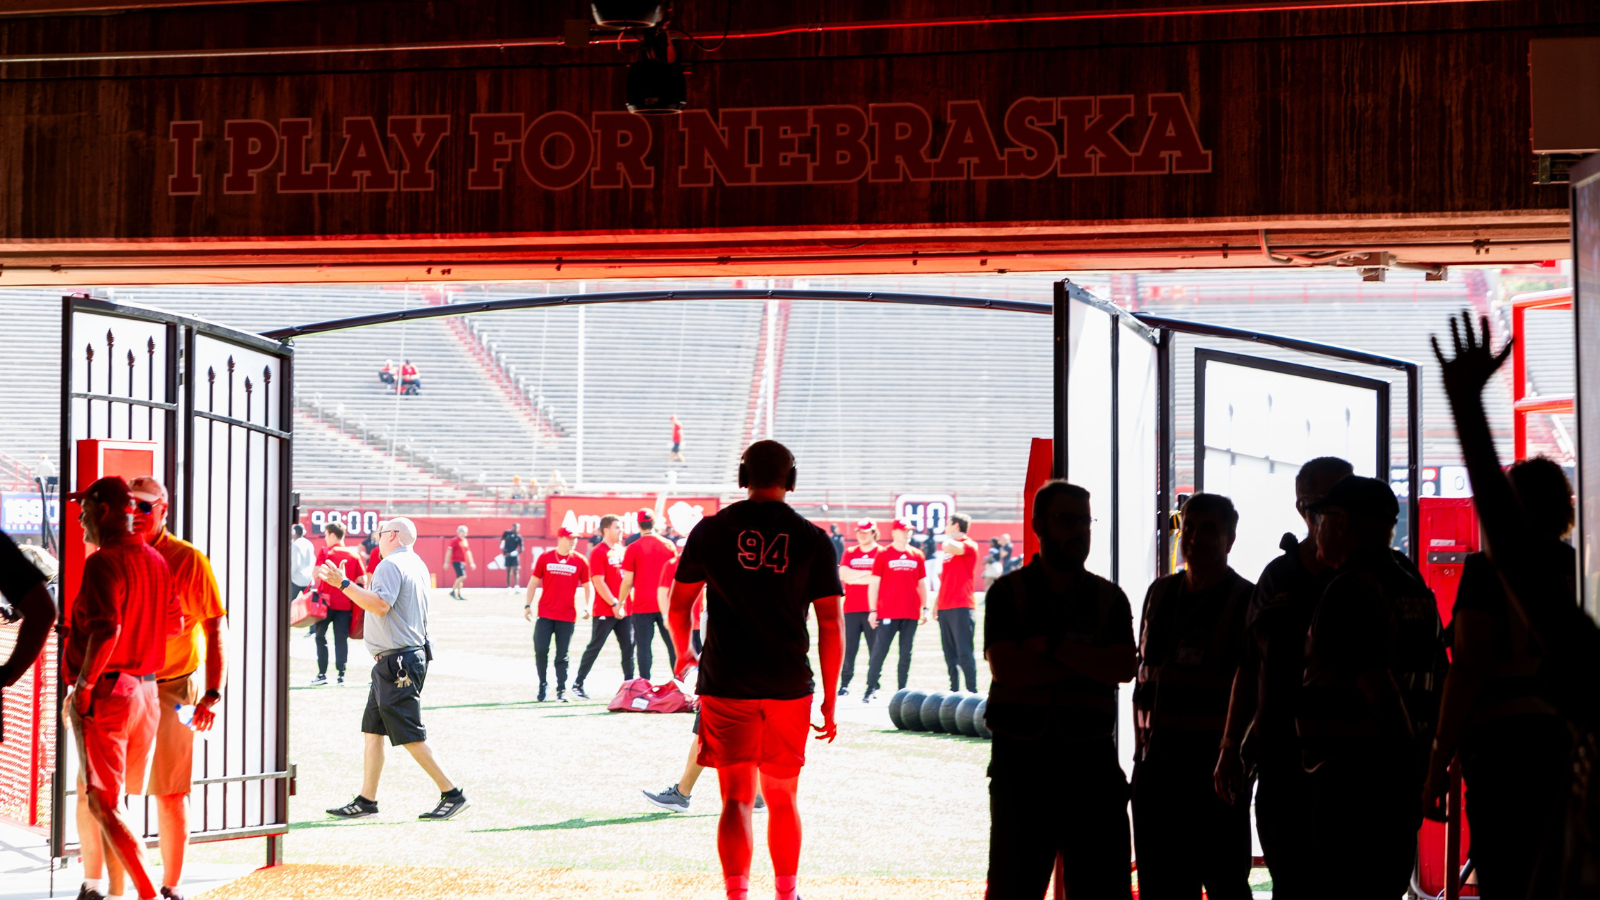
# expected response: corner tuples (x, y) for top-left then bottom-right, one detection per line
(836, 518), (883, 697)
(312, 522), (366, 686)
(63, 477), (180, 900)
(862, 519), (929, 703)
(620, 509), (677, 680)
(526, 527), (591, 702)
(935, 513), (980, 693)
(573, 515), (632, 699)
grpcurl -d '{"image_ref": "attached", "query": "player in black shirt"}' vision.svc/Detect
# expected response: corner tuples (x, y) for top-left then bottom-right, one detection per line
(668, 440), (843, 900)
(1132, 493), (1254, 900)
(1298, 475), (1442, 900)
(500, 523), (524, 591)
(1214, 456), (1350, 899)
(984, 480), (1137, 899)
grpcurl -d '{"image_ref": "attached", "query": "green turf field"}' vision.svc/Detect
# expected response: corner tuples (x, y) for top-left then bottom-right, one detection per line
(189, 588), (996, 878)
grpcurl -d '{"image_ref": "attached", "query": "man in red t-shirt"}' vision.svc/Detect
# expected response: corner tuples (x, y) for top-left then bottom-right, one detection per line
(934, 513), (981, 692)
(836, 518), (883, 697)
(658, 551), (707, 654)
(670, 414), (686, 463)
(525, 527), (592, 702)
(63, 477), (180, 900)
(446, 525), (474, 601)
(620, 508), (678, 680)
(573, 515), (633, 698)
(312, 522), (366, 686)
(862, 518), (929, 703)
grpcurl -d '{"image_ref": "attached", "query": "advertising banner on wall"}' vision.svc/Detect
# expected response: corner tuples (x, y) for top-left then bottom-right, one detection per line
(546, 495), (721, 539)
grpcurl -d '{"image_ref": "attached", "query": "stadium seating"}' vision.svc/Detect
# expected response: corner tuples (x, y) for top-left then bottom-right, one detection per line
(463, 282), (765, 487)
(0, 270), (1568, 524)
(770, 298), (1050, 515)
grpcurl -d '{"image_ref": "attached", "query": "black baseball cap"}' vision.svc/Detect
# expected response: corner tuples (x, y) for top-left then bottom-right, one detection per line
(1308, 475), (1399, 522)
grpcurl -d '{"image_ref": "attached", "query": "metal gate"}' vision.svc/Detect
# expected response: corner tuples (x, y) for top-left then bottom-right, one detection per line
(53, 297), (292, 856)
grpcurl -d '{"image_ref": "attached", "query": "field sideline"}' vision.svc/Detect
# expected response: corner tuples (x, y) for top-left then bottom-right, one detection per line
(188, 587), (995, 880)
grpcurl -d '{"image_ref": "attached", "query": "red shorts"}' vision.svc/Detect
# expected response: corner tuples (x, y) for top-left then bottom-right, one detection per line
(69, 674), (159, 797)
(697, 695), (813, 778)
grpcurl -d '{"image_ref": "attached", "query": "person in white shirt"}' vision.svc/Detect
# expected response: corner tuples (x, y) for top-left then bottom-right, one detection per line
(290, 524), (316, 602)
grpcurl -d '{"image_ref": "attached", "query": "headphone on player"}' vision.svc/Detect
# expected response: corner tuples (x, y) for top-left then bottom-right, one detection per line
(738, 444), (797, 492)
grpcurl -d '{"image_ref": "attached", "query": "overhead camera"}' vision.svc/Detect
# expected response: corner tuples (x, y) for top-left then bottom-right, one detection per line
(590, 1), (665, 29)
(625, 27), (686, 115)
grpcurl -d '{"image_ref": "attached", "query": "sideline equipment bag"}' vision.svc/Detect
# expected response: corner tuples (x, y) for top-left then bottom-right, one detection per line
(288, 588), (327, 627)
(608, 678), (696, 714)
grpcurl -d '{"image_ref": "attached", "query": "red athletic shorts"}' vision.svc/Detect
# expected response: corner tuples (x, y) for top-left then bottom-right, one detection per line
(697, 695), (813, 778)
(69, 674), (159, 796)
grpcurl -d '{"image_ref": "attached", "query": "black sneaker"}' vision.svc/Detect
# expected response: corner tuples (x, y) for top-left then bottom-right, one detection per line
(537, 684), (548, 702)
(327, 795), (378, 818)
(755, 795), (767, 812)
(556, 689), (570, 703)
(641, 784), (690, 813)
(420, 790), (468, 820)
(572, 685), (589, 700)
(336, 674), (345, 686)
(837, 686), (849, 697)
(160, 886), (186, 900)
(861, 689), (878, 704)
(77, 884), (106, 900)
(309, 674), (327, 686)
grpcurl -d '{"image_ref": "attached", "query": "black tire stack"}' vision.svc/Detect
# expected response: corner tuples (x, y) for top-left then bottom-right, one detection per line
(888, 689), (990, 739)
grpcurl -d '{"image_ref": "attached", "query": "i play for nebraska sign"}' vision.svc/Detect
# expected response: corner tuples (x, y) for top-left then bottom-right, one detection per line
(170, 96), (1210, 196)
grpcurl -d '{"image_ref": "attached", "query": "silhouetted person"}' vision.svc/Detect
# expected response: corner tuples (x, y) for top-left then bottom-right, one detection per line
(1422, 456), (1572, 898)
(984, 480), (1136, 899)
(0, 529), (53, 713)
(1297, 475), (1444, 900)
(1132, 493), (1253, 900)
(1431, 312), (1600, 894)
(1215, 455), (1352, 898)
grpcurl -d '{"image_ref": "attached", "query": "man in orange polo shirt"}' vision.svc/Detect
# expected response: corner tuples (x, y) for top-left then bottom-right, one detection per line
(64, 476), (180, 900)
(119, 475), (228, 900)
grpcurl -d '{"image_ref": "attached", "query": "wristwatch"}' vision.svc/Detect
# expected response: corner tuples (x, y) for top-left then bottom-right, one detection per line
(524, 604), (531, 609)
(203, 689), (222, 702)
(340, 578), (352, 590)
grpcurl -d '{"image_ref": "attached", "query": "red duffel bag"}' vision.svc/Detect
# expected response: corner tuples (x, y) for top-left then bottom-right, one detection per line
(608, 678), (696, 714)
(288, 588), (327, 628)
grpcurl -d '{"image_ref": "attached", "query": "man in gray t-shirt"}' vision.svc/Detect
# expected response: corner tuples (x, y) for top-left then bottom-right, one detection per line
(315, 517), (467, 821)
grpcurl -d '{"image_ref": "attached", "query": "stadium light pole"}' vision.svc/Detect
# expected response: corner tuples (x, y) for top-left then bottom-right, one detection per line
(575, 297), (586, 488)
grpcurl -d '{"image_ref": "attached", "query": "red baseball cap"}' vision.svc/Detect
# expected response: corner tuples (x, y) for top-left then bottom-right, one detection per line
(855, 518), (877, 532)
(892, 518), (914, 532)
(66, 476), (133, 509)
(636, 508), (655, 526)
(556, 526), (576, 538)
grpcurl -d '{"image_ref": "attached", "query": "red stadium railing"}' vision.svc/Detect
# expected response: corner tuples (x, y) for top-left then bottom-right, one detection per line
(0, 624), (55, 834)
